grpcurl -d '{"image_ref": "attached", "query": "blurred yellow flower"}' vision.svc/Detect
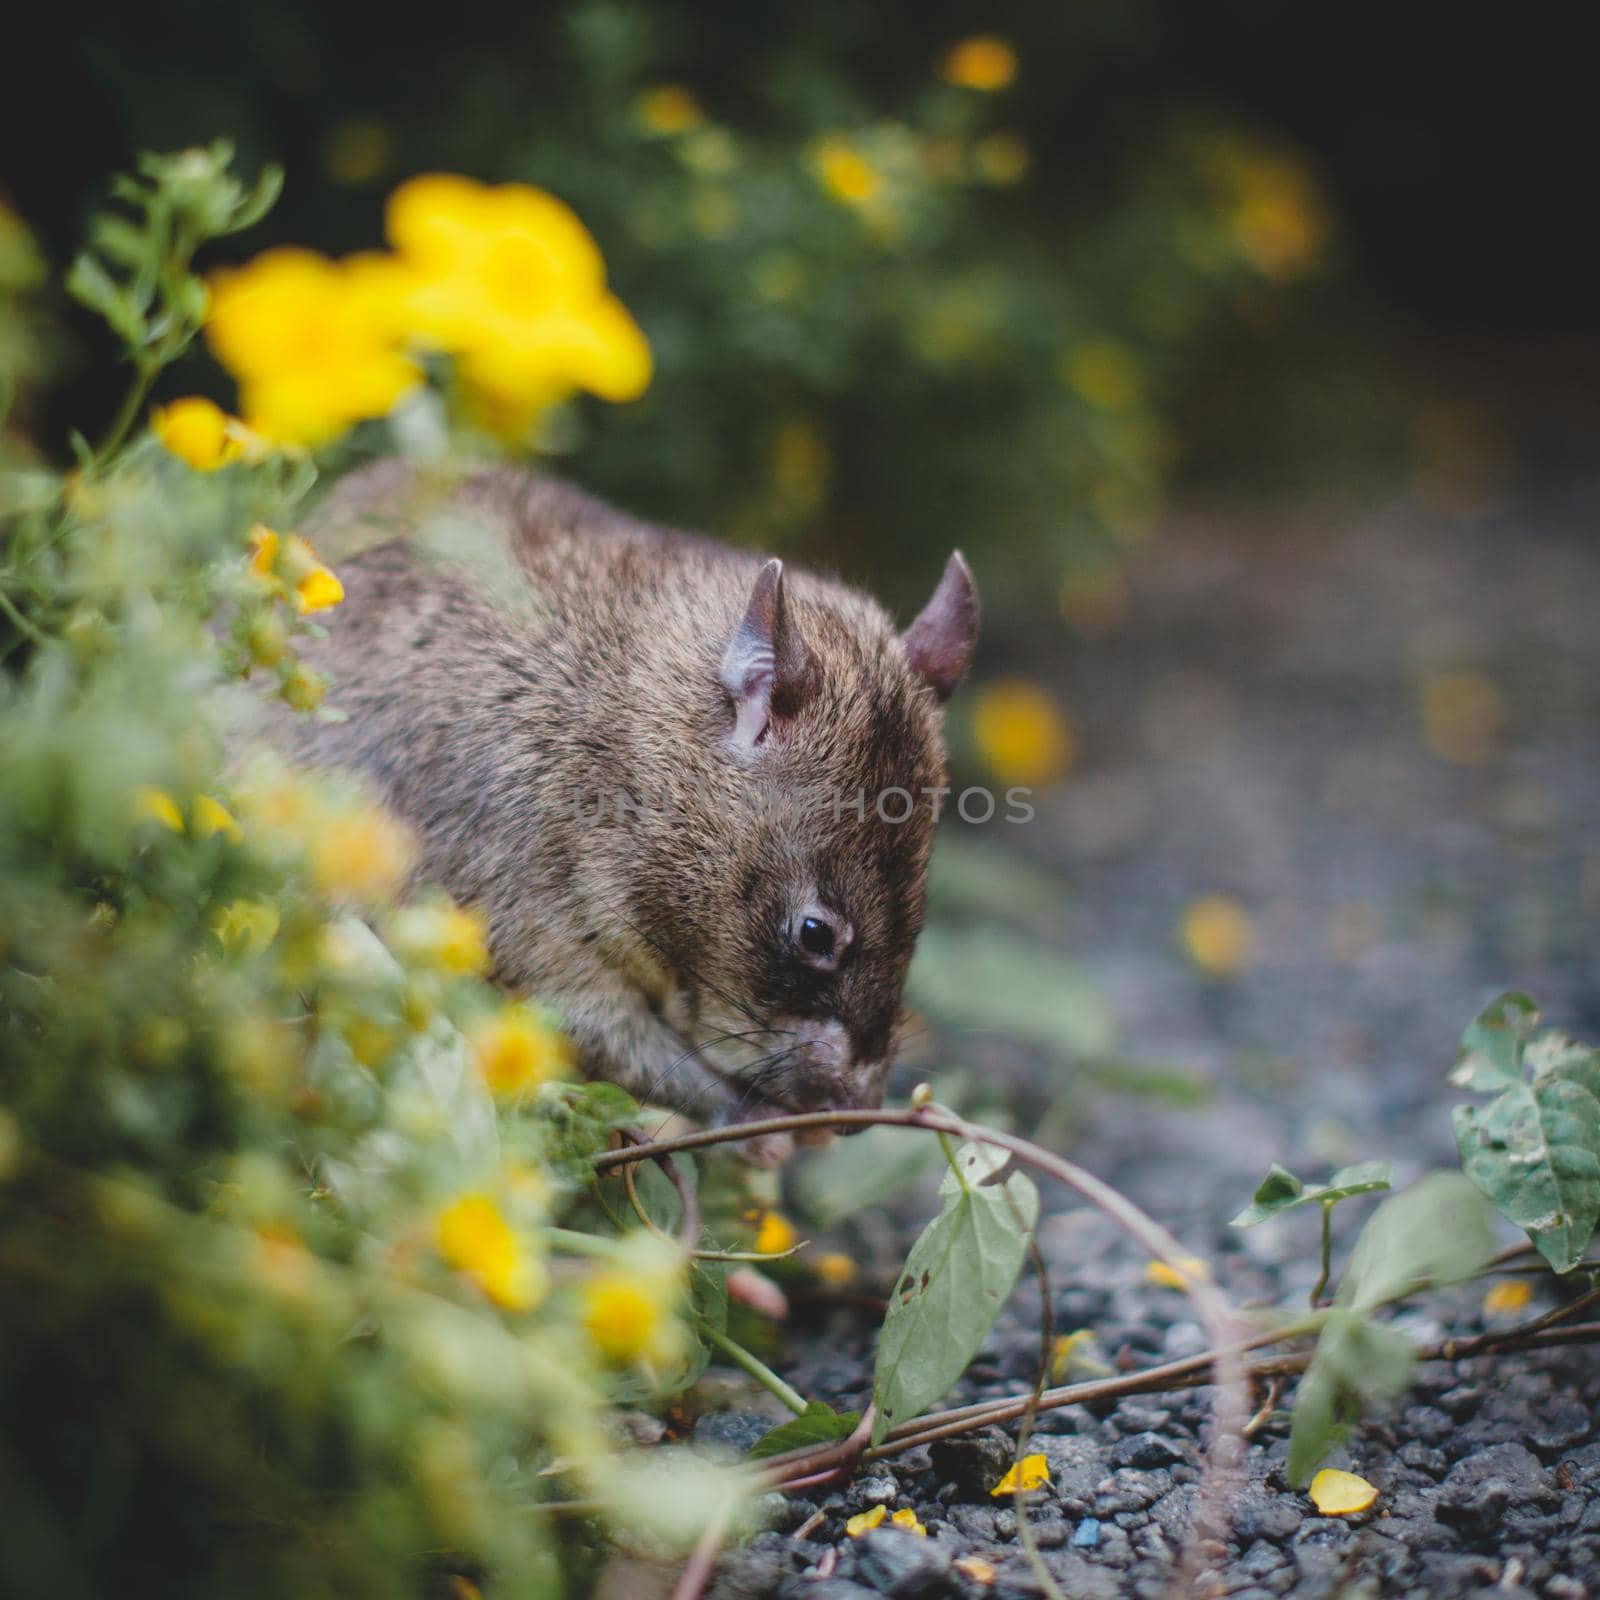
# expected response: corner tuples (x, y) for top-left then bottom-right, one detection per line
(248, 525), (345, 615)
(310, 805), (414, 905)
(815, 137), (883, 207)
(207, 248), (421, 447)
(209, 898), (280, 956)
(1063, 340), (1142, 412)
(1308, 1468), (1378, 1517)
(991, 1453), (1050, 1495)
(1232, 156), (1328, 282)
(385, 174), (652, 440)
(1483, 1277), (1534, 1316)
(151, 396), (242, 471)
(436, 1191), (544, 1312)
(1179, 894), (1253, 977)
(814, 1251), (857, 1288)
(469, 1006), (573, 1100)
(973, 132), (1030, 186)
(635, 85), (705, 136)
(753, 1210), (799, 1255)
(192, 794), (242, 843)
(940, 36), (1018, 91)
(1420, 670), (1504, 766)
(582, 1253), (683, 1365)
(392, 902), (490, 977)
(972, 679), (1075, 787)
(135, 786), (185, 833)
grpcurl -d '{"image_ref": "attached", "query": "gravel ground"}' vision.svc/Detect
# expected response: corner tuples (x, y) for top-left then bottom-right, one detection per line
(700, 486), (1600, 1600)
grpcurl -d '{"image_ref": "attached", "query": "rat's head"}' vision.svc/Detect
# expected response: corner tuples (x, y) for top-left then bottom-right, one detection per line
(646, 552), (978, 1119)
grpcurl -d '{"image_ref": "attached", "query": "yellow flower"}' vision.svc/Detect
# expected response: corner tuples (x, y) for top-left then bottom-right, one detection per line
(1232, 155), (1328, 282)
(247, 525), (345, 614)
(581, 1251), (683, 1366)
(635, 85), (705, 136)
(1308, 1468), (1378, 1517)
(469, 1006), (573, 1100)
(436, 1191), (544, 1311)
(151, 396), (242, 470)
(972, 679), (1075, 787)
(940, 36), (1018, 91)
(1062, 340), (1143, 412)
(191, 794), (243, 843)
(206, 247), (421, 448)
(135, 786), (185, 833)
(845, 1505), (887, 1537)
(890, 1509), (927, 1536)
(991, 1453), (1051, 1496)
(1145, 1255), (1209, 1290)
(392, 901), (490, 977)
(815, 137), (883, 207)
(1180, 895), (1253, 977)
(208, 898), (281, 956)
(814, 1252), (857, 1288)
(385, 174), (652, 438)
(1483, 1277), (1534, 1316)
(310, 805), (414, 905)
(753, 1210), (799, 1255)
(1420, 670), (1504, 766)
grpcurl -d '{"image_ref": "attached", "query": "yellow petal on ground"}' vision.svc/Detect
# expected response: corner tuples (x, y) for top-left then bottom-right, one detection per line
(1308, 1468), (1378, 1517)
(1483, 1277), (1534, 1316)
(1419, 670), (1505, 766)
(814, 1252), (857, 1288)
(1145, 1255), (1209, 1290)
(954, 1556), (997, 1586)
(991, 1452), (1051, 1496)
(889, 1508), (927, 1536)
(1180, 894), (1254, 977)
(845, 1505), (887, 1537)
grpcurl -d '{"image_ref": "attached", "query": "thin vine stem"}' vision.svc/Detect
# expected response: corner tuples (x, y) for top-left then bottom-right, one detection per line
(694, 1319), (808, 1417)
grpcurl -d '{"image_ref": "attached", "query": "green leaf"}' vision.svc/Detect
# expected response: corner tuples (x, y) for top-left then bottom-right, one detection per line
(1453, 1078), (1600, 1273)
(225, 164), (286, 235)
(870, 1142), (1039, 1445)
(791, 1123), (942, 1227)
(747, 1402), (861, 1460)
(1287, 1308), (1416, 1486)
(1336, 1172), (1495, 1311)
(1449, 991), (1539, 1092)
(1230, 1160), (1391, 1227)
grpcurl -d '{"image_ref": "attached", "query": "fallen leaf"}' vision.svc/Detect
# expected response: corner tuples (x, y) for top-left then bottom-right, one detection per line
(1308, 1468), (1378, 1516)
(991, 1452), (1051, 1496)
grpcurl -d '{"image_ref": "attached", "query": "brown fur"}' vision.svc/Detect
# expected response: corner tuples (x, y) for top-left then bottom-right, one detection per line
(279, 463), (975, 1128)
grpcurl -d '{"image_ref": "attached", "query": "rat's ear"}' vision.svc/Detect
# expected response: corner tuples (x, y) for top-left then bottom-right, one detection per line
(901, 550), (979, 700)
(720, 558), (814, 754)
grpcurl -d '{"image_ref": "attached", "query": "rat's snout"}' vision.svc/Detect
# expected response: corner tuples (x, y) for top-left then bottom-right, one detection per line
(768, 1017), (890, 1115)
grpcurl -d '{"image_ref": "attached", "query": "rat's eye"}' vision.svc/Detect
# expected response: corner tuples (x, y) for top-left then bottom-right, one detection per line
(789, 906), (853, 972)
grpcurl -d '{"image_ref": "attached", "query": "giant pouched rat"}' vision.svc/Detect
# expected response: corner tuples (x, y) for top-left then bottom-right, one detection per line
(281, 462), (978, 1140)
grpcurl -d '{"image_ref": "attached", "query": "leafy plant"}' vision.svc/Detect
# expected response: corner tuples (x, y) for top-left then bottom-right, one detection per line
(1231, 1159), (1391, 1306)
(1450, 992), (1600, 1273)
(871, 1138), (1039, 1444)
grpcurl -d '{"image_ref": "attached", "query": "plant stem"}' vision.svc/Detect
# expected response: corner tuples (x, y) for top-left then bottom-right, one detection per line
(0, 583), (46, 646)
(94, 364), (156, 465)
(1310, 1201), (1334, 1308)
(545, 1227), (629, 1259)
(695, 1320), (808, 1416)
(936, 1129), (971, 1191)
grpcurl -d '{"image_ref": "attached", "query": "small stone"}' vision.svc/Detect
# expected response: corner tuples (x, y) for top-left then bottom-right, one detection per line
(1397, 1442), (1448, 1479)
(1073, 1517), (1103, 1548)
(992, 1509), (1017, 1540)
(1436, 1443), (1556, 1534)
(849, 1529), (952, 1598)
(1530, 1397), (1593, 1458)
(857, 1477), (898, 1508)
(1110, 1433), (1186, 1471)
(692, 1409), (774, 1456)
(931, 1428), (1017, 1501)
